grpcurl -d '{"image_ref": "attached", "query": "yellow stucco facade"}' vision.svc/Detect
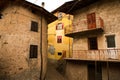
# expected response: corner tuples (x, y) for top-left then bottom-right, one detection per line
(48, 12), (73, 60)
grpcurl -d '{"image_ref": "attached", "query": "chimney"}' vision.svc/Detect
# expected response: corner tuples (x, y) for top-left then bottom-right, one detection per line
(41, 2), (45, 8)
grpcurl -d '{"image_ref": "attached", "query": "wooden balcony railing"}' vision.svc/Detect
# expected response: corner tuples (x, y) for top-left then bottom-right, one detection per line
(64, 17), (104, 36)
(72, 49), (120, 61)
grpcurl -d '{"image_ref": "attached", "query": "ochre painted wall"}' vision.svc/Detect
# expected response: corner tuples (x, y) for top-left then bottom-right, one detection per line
(48, 12), (73, 60)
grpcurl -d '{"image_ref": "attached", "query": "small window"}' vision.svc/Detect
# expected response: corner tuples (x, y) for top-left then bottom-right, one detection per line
(31, 21), (38, 32)
(56, 23), (63, 30)
(30, 45), (38, 58)
(0, 14), (3, 19)
(58, 52), (62, 56)
(106, 35), (115, 48)
(57, 36), (62, 43)
(58, 12), (62, 20)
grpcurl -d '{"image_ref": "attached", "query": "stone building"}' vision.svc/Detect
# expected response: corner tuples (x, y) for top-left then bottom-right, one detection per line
(55, 0), (120, 80)
(48, 11), (73, 60)
(0, 0), (57, 80)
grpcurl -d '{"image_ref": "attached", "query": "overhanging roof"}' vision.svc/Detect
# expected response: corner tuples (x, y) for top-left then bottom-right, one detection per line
(52, 0), (99, 14)
(0, 0), (57, 24)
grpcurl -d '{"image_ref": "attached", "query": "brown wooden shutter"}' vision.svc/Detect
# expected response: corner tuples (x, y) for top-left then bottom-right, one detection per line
(87, 13), (96, 29)
(30, 45), (38, 58)
(31, 21), (38, 32)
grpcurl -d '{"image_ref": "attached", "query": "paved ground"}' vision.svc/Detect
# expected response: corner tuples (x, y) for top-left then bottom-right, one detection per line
(46, 61), (65, 80)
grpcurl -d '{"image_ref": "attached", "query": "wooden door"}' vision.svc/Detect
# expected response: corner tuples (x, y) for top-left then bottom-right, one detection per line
(87, 13), (96, 29)
(88, 64), (95, 80)
(88, 63), (102, 80)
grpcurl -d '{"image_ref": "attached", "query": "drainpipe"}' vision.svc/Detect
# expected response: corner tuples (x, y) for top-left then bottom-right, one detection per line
(95, 61), (97, 80)
(40, 2), (45, 80)
(107, 61), (109, 80)
(40, 15), (43, 80)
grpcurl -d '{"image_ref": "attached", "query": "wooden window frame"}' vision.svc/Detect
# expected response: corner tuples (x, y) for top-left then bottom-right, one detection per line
(106, 35), (116, 48)
(57, 36), (62, 43)
(56, 23), (63, 30)
(31, 21), (38, 32)
(29, 45), (38, 58)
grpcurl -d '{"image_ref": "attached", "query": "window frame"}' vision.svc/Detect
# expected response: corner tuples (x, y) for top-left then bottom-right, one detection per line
(31, 21), (38, 32)
(58, 52), (62, 56)
(58, 12), (62, 20)
(106, 35), (116, 48)
(29, 45), (38, 59)
(56, 23), (63, 30)
(57, 36), (62, 43)
(0, 13), (3, 19)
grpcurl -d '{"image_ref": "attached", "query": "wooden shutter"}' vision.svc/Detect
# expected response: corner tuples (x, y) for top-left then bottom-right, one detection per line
(57, 36), (62, 43)
(30, 45), (38, 58)
(31, 21), (38, 32)
(87, 13), (96, 29)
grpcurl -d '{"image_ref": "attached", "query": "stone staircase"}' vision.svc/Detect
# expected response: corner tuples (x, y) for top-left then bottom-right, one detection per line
(46, 60), (65, 80)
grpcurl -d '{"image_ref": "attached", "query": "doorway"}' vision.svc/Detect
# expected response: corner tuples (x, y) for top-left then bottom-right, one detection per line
(88, 63), (102, 80)
(87, 13), (96, 29)
(88, 37), (98, 50)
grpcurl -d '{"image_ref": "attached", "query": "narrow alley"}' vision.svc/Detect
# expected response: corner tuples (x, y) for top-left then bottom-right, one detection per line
(46, 60), (65, 80)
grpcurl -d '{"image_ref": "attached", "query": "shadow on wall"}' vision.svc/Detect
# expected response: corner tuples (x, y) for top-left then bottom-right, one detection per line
(0, 58), (40, 80)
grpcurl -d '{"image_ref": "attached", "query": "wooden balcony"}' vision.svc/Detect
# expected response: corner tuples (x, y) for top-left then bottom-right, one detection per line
(70, 49), (120, 62)
(65, 17), (104, 37)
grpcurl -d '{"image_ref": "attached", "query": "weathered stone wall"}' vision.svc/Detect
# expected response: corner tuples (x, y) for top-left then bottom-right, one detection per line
(72, 0), (120, 50)
(66, 61), (87, 80)
(102, 63), (120, 80)
(0, 4), (47, 80)
(66, 61), (120, 80)
(66, 0), (120, 80)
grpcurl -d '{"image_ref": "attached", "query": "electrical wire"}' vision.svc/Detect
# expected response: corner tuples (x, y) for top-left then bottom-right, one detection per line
(66, 0), (80, 14)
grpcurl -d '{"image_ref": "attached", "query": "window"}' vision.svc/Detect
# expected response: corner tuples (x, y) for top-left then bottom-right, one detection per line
(88, 37), (98, 50)
(31, 21), (38, 32)
(58, 12), (62, 20)
(106, 35), (115, 48)
(56, 23), (63, 30)
(30, 45), (38, 58)
(58, 52), (62, 56)
(0, 13), (3, 19)
(57, 36), (62, 43)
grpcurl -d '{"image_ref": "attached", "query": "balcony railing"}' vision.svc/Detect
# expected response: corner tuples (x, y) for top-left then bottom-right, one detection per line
(64, 17), (104, 37)
(72, 49), (120, 61)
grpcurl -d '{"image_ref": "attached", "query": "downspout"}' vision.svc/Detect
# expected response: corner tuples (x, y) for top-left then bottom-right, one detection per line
(40, 15), (43, 80)
(107, 61), (109, 80)
(40, 3), (45, 80)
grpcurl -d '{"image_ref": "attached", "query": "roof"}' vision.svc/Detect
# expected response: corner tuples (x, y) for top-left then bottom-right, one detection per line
(0, 0), (57, 24)
(52, 0), (99, 14)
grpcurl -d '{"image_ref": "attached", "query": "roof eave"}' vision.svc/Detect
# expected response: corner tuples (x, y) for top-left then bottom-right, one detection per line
(24, 1), (57, 24)
(0, 0), (57, 24)
(51, 0), (99, 14)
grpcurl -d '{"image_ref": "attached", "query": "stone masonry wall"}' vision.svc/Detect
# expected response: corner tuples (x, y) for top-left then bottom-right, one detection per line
(66, 61), (87, 80)
(0, 4), (47, 80)
(73, 0), (120, 51)
(66, 0), (120, 80)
